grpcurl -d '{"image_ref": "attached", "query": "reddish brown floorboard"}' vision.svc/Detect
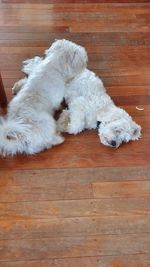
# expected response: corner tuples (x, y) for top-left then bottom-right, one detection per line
(0, 1), (150, 266)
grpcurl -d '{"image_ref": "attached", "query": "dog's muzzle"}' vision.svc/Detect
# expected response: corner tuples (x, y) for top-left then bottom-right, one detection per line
(96, 121), (102, 129)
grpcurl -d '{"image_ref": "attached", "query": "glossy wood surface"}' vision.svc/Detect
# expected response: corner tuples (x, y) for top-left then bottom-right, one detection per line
(0, 1), (150, 266)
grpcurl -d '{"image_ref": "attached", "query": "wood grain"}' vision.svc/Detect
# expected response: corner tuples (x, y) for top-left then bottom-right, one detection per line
(0, 215), (150, 239)
(92, 180), (150, 198)
(0, 234), (149, 261)
(0, 198), (150, 219)
(0, 255), (150, 267)
(0, 1), (150, 265)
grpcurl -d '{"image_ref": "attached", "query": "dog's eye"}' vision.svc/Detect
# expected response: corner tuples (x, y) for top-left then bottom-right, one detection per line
(133, 128), (138, 135)
(114, 129), (121, 134)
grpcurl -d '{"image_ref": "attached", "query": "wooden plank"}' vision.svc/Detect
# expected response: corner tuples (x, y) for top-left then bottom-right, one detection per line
(1, 168), (149, 202)
(0, 148), (149, 169)
(0, 233), (149, 261)
(0, 26), (69, 33)
(0, 47), (47, 54)
(1, 45), (150, 58)
(1, 3), (150, 14)
(0, 198), (150, 219)
(1, 3), (150, 9)
(71, 20), (150, 33)
(1, 165), (149, 202)
(0, 215), (150, 239)
(100, 74), (150, 86)
(0, 257), (99, 267)
(0, 180), (92, 202)
(0, 254), (150, 267)
(0, 12), (137, 21)
(112, 95), (150, 105)
(0, 45), (150, 54)
(0, 165), (149, 185)
(2, 0), (150, 3)
(93, 181), (150, 198)
(107, 86), (150, 96)
(0, 32), (150, 47)
(0, 20), (70, 27)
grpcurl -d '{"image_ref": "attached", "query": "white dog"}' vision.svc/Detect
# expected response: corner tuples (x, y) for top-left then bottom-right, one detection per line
(57, 69), (141, 148)
(0, 39), (87, 156)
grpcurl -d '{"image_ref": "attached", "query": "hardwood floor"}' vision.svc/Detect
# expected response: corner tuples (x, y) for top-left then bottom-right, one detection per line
(0, 1), (150, 266)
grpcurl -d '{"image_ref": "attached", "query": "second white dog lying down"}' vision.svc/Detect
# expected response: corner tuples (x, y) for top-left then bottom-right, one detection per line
(57, 69), (141, 148)
(0, 39), (87, 156)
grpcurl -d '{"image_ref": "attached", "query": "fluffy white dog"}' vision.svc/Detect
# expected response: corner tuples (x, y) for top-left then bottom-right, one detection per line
(57, 69), (141, 148)
(0, 39), (87, 156)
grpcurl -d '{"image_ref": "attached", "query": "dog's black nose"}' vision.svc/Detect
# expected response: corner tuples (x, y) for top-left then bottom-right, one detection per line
(96, 121), (101, 129)
(110, 140), (116, 147)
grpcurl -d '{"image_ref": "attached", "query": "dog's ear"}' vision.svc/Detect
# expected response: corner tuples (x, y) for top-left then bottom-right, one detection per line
(6, 130), (27, 143)
(6, 130), (21, 140)
(131, 122), (141, 140)
(66, 47), (87, 73)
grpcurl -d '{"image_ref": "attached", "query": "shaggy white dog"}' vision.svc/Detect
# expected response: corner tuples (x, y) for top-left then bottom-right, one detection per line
(0, 39), (87, 156)
(57, 69), (141, 148)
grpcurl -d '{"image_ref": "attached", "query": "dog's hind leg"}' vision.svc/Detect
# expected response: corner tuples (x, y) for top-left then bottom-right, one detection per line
(67, 97), (86, 134)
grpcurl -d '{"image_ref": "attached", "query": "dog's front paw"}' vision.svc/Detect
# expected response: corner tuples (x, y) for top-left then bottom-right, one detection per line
(52, 134), (65, 146)
(67, 123), (83, 135)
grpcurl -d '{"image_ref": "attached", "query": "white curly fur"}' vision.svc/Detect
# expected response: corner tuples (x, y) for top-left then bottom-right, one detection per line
(11, 43), (141, 149)
(57, 69), (141, 148)
(0, 39), (87, 156)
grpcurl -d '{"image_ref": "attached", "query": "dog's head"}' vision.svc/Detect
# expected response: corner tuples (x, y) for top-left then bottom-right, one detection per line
(97, 111), (141, 148)
(45, 39), (88, 81)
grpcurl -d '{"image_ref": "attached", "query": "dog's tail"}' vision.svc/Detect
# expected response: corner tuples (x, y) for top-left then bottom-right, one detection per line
(0, 118), (31, 156)
(0, 117), (64, 156)
(22, 56), (43, 75)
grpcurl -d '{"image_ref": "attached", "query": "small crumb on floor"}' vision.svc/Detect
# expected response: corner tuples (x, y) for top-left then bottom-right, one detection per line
(136, 106), (144, 111)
